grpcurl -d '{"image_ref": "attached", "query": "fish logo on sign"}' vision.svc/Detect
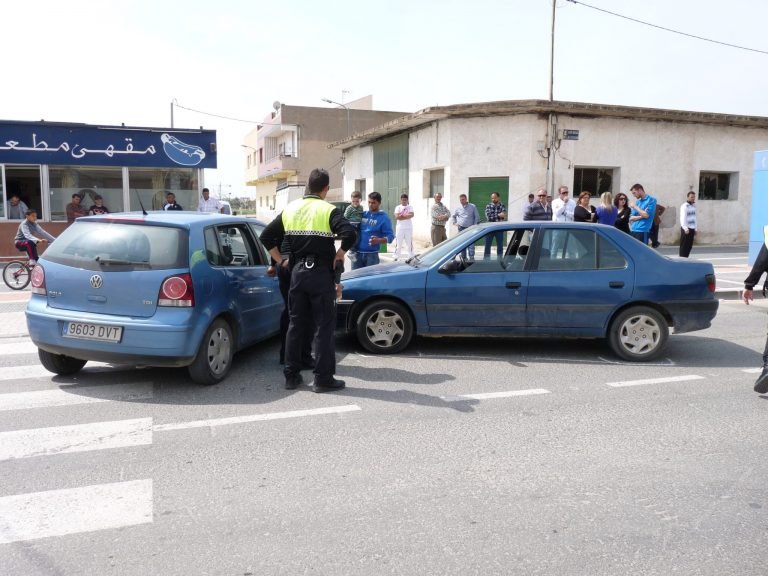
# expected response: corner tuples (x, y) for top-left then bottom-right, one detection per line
(160, 133), (206, 166)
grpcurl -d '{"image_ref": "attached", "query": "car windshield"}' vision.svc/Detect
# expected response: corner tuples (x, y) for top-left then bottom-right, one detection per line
(43, 221), (188, 271)
(414, 227), (480, 267)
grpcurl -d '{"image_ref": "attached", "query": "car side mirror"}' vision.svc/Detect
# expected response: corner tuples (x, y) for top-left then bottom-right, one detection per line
(439, 259), (461, 274)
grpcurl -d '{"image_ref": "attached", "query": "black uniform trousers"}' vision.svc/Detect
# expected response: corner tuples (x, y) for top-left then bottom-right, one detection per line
(277, 264), (314, 365)
(679, 228), (695, 258)
(284, 262), (336, 384)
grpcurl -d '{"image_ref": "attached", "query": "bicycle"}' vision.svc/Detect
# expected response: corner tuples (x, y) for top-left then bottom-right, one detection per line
(2, 260), (35, 290)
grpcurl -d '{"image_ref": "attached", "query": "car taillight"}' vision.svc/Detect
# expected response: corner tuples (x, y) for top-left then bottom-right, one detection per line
(158, 274), (195, 307)
(705, 273), (716, 293)
(30, 265), (46, 295)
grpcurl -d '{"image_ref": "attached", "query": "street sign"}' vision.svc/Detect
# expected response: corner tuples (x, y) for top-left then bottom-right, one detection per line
(562, 129), (579, 141)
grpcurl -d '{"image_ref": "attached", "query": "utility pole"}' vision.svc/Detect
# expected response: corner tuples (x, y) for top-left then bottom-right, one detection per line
(546, 0), (557, 195)
(549, 0), (556, 102)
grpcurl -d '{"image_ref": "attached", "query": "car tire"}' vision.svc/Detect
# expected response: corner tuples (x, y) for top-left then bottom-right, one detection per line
(38, 349), (87, 375)
(188, 318), (233, 385)
(608, 306), (668, 362)
(356, 300), (413, 354)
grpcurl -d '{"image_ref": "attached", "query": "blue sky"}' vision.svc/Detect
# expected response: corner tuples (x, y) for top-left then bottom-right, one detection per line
(6, 0), (768, 196)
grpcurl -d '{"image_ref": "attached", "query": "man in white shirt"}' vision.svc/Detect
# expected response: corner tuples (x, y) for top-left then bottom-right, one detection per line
(394, 193), (414, 260)
(198, 187), (223, 213)
(679, 191), (697, 258)
(551, 185), (575, 222)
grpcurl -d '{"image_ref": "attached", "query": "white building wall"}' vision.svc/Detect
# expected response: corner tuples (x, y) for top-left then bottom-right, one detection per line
(554, 115), (768, 244)
(447, 116), (546, 224)
(342, 146), (374, 201)
(408, 122), (453, 246)
(342, 111), (767, 246)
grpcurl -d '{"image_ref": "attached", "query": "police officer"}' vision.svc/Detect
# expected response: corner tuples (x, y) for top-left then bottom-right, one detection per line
(261, 168), (357, 392)
(743, 229), (768, 393)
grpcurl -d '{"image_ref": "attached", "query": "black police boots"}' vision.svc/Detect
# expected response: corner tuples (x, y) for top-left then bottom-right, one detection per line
(754, 367), (768, 394)
(313, 378), (345, 394)
(285, 373), (303, 390)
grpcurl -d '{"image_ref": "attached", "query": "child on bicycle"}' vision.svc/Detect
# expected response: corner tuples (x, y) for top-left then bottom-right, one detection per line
(14, 209), (55, 265)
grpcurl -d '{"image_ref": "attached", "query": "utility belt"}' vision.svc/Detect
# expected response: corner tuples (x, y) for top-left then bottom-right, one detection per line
(292, 255), (332, 270)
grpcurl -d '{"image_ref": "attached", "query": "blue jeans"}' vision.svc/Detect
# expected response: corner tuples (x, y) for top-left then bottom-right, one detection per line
(483, 230), (504, 258)
(352, 251), (380, 269)
(630, 231), (649, 245)
(458, 226), (475, 260)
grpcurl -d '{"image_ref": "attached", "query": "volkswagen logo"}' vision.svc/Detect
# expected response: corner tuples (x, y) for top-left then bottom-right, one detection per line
(89, 275), (103, 289)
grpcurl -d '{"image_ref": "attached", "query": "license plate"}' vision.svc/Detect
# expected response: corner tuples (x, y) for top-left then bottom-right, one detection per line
(64, 322), (123, 343)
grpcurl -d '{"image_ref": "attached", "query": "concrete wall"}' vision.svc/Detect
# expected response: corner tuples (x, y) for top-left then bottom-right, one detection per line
(342, 112), (768, 246)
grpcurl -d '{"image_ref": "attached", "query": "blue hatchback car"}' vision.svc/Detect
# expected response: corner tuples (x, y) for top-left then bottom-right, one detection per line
(337, 222), (719, 361)
(26, 212), (281, 385)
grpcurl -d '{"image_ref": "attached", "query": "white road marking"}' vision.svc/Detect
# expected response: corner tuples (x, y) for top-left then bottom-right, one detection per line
(597, 356), (675, 366)
(0, 383), (153, 412)
(607, 375), (705, 388)
(0, 418), (152, 461)
(700, 257), (747, 261)
(153, 404), (362, 432)
(742, 368), (761, 374)
(442, 388), (550, 401)
(0, 361), (122, 383)
(0, 479), (152, 544)
(0, 364), (56, 382)
(0, 341), (38, 355)
(716, 279), (745, 286)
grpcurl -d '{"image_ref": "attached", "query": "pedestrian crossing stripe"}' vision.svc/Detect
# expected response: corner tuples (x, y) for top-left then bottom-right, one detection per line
(0, 480), (153, 544)
(0, 418), (153, 461)
(0, 383), (154, 412)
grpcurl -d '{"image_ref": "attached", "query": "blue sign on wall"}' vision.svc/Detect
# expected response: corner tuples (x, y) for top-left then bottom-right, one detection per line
(749, 150), (768, 264)
(0, 121), (217, 169)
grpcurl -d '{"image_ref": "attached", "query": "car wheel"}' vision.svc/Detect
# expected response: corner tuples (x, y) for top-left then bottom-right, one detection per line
(608, 306), (668, 361)
(188, 318), (233, 385)
(356, 300), (413, 354)
(38, 349), (87, 375)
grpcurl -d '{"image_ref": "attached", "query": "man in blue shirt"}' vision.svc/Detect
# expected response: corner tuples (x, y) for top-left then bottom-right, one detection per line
(628, 183), (657, 245)
(352, 191), (395, 270)
(451, 194), (480, 259)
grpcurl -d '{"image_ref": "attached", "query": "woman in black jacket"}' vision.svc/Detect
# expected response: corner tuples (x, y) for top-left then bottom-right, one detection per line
(613, 192), (631, 233)
(573, 192), (596, 223)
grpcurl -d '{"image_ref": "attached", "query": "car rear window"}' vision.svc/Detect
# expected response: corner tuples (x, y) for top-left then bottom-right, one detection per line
(43, 221), (188, 271)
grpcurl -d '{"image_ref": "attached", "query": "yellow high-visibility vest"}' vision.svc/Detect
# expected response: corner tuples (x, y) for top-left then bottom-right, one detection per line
(282, 196), (334, 237)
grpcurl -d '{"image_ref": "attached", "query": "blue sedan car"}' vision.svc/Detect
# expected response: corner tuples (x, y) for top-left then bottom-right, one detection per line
(337, 222), (718, 361)
(26, 212), (281, 385)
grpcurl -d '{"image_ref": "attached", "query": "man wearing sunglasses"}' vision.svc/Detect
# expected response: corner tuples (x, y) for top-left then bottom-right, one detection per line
(523, 188), (553, 221)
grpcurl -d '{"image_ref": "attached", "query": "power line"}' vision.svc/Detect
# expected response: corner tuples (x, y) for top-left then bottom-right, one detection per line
(174, 102), (286, 125)
(566, 0), (768, 56)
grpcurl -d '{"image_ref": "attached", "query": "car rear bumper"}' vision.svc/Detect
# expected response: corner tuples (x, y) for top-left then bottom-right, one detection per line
(26, 298), (202, 366)
(662, 298), (719, 334)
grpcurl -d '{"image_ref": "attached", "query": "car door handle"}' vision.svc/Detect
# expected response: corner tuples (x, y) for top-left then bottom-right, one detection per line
(505, 281), (522, 289)
(609, 281), (624, 288)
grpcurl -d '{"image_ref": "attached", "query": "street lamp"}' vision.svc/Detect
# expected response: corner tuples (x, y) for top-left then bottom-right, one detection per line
(321, 97), (350, 138)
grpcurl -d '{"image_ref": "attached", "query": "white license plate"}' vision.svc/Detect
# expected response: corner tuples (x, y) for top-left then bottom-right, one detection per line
(64, 322), (123, 343)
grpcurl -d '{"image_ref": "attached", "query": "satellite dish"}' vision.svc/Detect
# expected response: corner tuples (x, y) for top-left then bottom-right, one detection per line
(273, 101), (281, 111)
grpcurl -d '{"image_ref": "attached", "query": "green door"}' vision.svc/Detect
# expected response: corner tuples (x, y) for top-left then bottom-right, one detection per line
(373, 134), (408, 218)
(468, 177), (509, 222)
(373, 134), (408, 252)
(468, 177), (510, 254)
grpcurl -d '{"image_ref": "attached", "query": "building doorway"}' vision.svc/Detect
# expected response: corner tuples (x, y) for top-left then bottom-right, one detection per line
(3, 165), (42, 218)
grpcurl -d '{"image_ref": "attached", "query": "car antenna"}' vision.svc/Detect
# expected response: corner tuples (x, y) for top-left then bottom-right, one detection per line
(133, 188), (148, 216)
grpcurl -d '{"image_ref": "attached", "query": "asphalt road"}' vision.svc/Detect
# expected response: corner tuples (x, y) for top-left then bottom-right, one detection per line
(0, 259), (767, 575)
